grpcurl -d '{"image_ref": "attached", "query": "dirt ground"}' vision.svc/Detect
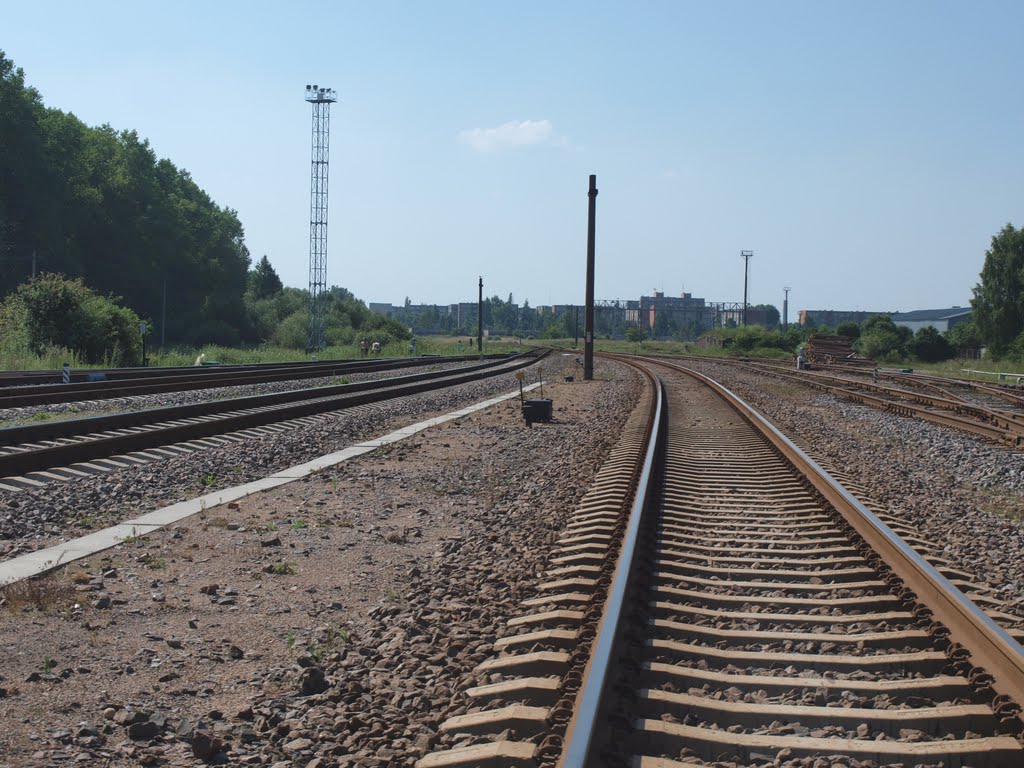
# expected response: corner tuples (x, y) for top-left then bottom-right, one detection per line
(0, 364), (639, 767)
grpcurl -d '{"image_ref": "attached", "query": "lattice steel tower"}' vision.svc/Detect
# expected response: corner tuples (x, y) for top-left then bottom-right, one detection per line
(304, 84), (337, 352)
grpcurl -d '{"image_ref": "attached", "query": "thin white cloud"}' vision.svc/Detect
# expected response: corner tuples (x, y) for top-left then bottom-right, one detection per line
(458, 119), (564, 153)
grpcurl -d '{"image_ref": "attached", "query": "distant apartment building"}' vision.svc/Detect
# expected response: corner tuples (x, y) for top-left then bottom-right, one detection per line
(640, 291), (716, 336)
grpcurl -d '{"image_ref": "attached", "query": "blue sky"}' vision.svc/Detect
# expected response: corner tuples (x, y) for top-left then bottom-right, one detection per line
(5, 1), (1022, 312)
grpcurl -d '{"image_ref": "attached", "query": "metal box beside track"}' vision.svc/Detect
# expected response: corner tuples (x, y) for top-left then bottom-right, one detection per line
(522, 398), (553, 425)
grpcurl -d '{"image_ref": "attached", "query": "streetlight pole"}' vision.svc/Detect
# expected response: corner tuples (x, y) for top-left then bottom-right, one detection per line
(477, 276), (483, 359)
(741, 250), (753, 325)
(783, 286), (791, 329)
(584, 175), (597, 380)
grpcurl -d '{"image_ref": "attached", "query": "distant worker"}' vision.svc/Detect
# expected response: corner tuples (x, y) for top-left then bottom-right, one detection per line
(408, 338), (417, 355)
(371, 340), (382, 355)
(872, 367), (879, 384)
(194, 353), (207, 366)
(360, 339), (369, 357)
(796, 348), (806, 371)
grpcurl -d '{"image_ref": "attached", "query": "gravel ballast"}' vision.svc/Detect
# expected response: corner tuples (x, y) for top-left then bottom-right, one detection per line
(0, 361), (541, 557)
(0, 359), (642, 767)
(682, 358), (1024, 616)
(7, 354), (1024, 767)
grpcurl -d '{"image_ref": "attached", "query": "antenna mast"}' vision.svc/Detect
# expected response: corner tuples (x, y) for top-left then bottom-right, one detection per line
(304, 84), (337, 352)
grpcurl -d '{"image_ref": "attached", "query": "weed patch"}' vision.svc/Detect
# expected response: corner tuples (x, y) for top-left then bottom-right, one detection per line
(140, 553), (167, 570)
(0, 575), (76, 614)
(264, 562), (299, 576)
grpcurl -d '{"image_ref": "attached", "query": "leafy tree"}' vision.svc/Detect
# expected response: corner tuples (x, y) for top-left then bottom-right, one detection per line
(836, 321), (861, 339)
(855, 315), (911, 362)
(971, 223), (1024, 356)
(909, 326), (954, 362)
(944, 321), (981, 355)
(0, 50), (250, 346)
(248, 255), (283, 299)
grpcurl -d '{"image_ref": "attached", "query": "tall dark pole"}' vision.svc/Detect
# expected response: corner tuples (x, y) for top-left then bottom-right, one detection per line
(741, 250), (753, 326)
(584, 175), (597, 380)
(477, 276), (483, 358)
(161, 278), (167, 349)
(574, 305), (580, 348)
(783, 286), (791, 330)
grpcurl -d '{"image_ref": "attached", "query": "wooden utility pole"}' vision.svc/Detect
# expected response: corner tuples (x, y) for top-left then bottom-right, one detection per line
(584, 175), (597, 380)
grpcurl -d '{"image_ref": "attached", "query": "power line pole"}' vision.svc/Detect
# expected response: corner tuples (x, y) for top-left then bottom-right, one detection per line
(584, 175), (597, 380)
(477, 276), (484, 359)
(161, 278), (167, 348)
(741, 250), (753, 326)
(304, 84), (337, 353)
(783, 286), (791, 329)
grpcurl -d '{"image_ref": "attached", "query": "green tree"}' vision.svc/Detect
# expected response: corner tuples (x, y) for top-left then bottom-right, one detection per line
(625, 325), (647, 343)
(248, 255), (283, 299)
(0, 50), (251, 346)
(944, 321), (981, 355)
(909, 326), (954, 362)
(836, 321), (861, 339)
(855, 315), (911, 362)
(0, 273), (143, 364)
(971, 224), (1024, 356)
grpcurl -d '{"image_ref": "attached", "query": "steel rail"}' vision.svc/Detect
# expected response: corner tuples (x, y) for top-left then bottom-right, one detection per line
(770, 360), (1024, 418)
(558, 376), (664, 768)
(0, 352), (545, 479)
(0, 354), (507, 409)
(0, 359), (342, 386)
(647, 357), (1024, 713)
(671, 354), (1024, 445)
(0, 354), (494, 386)
(0, 355), (534, 447)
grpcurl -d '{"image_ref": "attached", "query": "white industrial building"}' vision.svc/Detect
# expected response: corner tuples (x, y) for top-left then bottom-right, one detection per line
(890, 307), (972, 333)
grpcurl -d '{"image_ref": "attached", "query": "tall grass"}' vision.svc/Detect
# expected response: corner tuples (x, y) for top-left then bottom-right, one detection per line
(11, 334), (1016, 378)
(0, 336), (531, 372)
(0, 339), (89, 371)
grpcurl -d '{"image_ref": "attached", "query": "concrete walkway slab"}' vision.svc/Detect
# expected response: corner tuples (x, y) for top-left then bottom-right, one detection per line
(0, 383), (540, 586)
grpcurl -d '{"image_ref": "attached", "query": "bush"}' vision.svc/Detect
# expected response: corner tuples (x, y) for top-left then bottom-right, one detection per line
(271, 310), (309, 349)
(855, 316), (912, 362)
(0, 273), (143, 365)
(696, 326), (802, 355)
(836, 321), (861, 339)
(909, 326), (954, 363)
(625, 326), (647, 343)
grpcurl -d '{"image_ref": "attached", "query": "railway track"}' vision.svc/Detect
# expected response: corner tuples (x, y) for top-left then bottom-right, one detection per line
(0, 354), (503, 409)
(0, 352), (542, 489)
(420, 356), (1024, 768)
(673, 355), (1024, 447)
